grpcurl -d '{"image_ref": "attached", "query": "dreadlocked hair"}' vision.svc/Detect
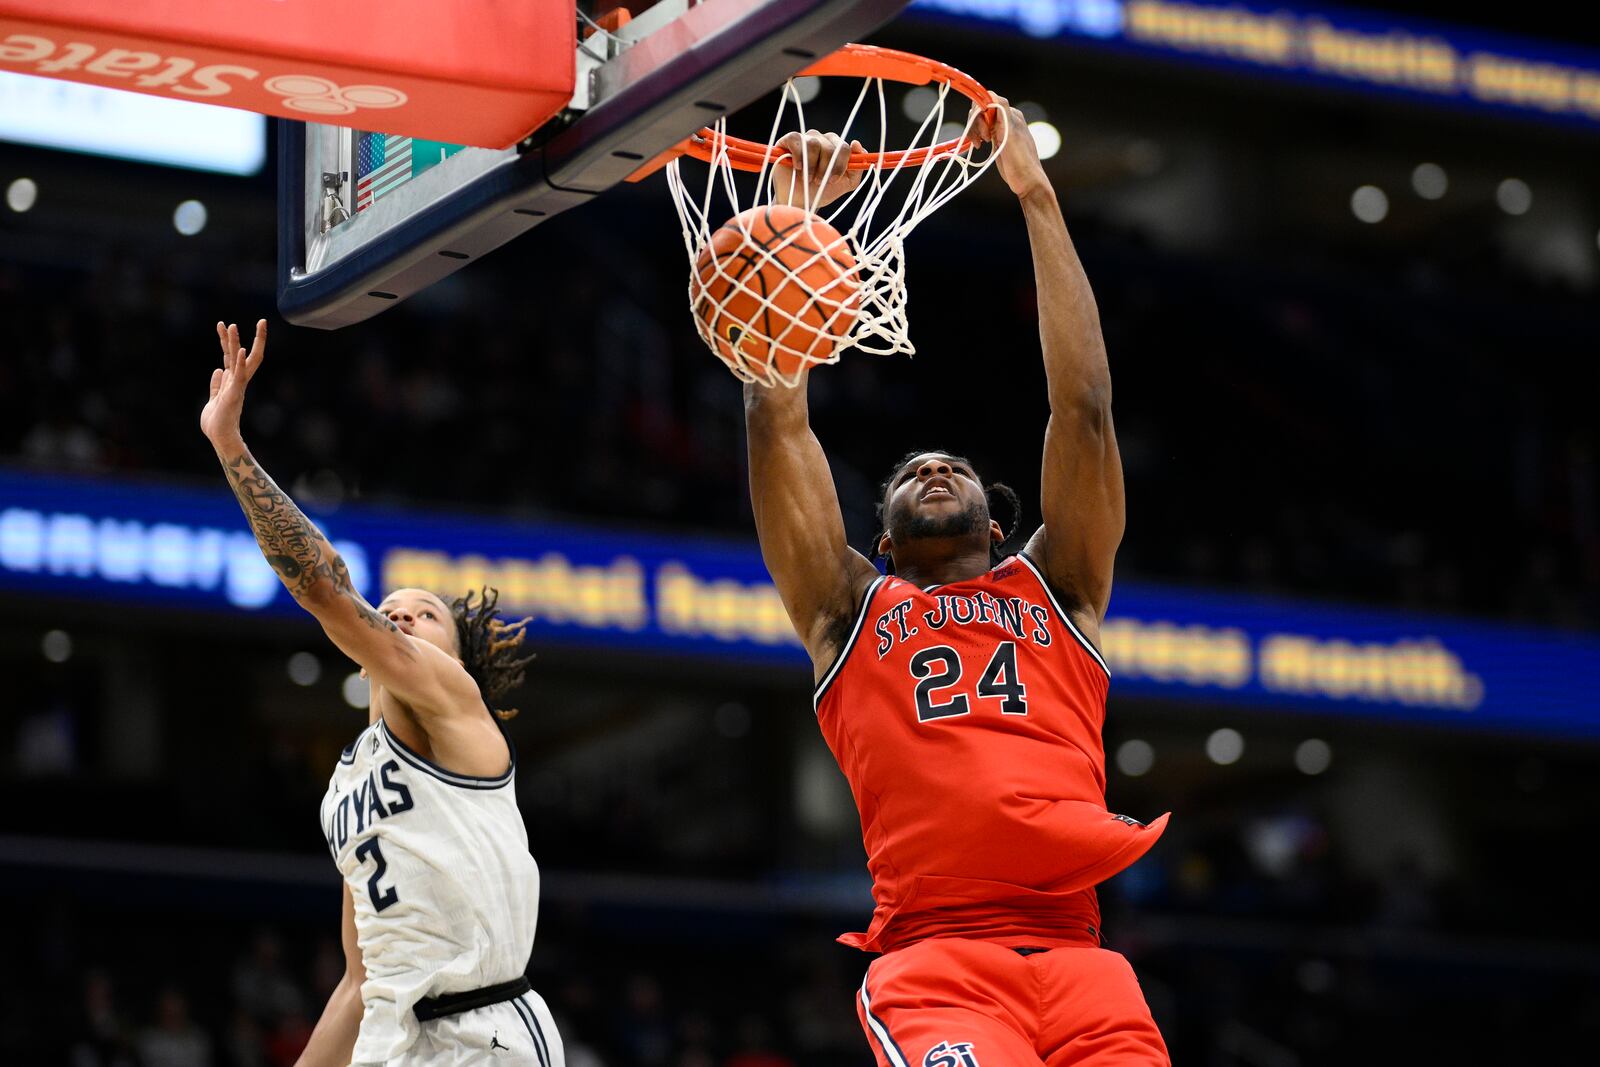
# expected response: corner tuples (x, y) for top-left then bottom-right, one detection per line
(448, 586), (535, 721)
(867, 450), (1026, 574)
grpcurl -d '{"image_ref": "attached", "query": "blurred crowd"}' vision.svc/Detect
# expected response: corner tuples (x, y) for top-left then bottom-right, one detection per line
(32, 910), (869, 1067)
(5, 625), (1596, 1064)
(2, 192), (1596, 629)
(24, 863), (1597, 1067)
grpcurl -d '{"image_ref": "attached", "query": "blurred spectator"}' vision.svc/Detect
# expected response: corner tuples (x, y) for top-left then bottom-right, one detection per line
(231, 932), (304, 1027)
(1373, 854), (1437, 930)
(784, 961), (860, 1067)
(15, 703), (79, 777)
(615, 974), (673, 1067)
(264, 1011), (313, 1067)
(69, 968), (135, 1067)
(222, 1009), (268, 1067)
(135, 987), (212, 1067)
(307, 937), (343, 1002)
(723, 1015), (794, 1067)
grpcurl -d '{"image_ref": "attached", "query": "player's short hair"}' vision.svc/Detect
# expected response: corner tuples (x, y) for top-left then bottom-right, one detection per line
(447, 586), (534, 721)
(869, 449), (1023, 574)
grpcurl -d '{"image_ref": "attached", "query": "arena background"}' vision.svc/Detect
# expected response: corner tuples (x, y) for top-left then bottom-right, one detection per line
(3, 1), (1598, 1064)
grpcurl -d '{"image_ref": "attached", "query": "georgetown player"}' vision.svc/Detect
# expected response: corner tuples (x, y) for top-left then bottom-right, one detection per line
(742, 107), (1171, 1063)
(201, 321), (563, 1067)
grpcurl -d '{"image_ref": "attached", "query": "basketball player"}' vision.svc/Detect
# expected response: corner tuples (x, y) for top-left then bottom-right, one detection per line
(200, 321), (564, 1067)
(744, 107), (1171, 1064)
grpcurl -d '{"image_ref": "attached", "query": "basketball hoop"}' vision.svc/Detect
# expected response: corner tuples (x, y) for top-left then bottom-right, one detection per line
(665, 44), (1007, 387)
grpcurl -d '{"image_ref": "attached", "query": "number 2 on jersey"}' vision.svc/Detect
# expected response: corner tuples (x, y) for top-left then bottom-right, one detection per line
(353, 837), (400, 912)
(910, 641), (1028, 722)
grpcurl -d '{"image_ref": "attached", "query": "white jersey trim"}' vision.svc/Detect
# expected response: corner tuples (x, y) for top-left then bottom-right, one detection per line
(378, 717), (515, 790)
(1016, 552), (1111, 678)
(813, 574), (888, 712)
(858, 967), (909, 1067)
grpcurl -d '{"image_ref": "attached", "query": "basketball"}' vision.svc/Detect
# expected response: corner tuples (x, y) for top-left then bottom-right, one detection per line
(692, 204), (860, 383)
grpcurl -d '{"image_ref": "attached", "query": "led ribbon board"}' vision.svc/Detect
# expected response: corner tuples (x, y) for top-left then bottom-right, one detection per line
(908, 0), (1600, 128)
(3, 467), (1597, 736)
(0, 71), (265, 174)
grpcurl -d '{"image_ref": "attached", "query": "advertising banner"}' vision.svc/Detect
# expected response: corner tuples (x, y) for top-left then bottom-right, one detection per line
(4, 467), (1596, 735)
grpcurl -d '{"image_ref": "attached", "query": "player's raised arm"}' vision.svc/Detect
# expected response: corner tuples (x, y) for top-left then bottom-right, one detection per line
(981, 101), (1126, 633)
(200, 320), (476, 718)
(745, 133), (879, 675)
(744, 376), (880, 677)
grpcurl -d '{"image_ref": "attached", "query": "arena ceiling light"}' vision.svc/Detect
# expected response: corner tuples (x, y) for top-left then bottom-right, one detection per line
(1350, 184), (1389, 224)
(1295, 738), (1333, 775)
(1411, 163), (1447, 200)
(287, 652), (322, 687)
(41, 629), (72, 663)
(342, 671), (370, 709)
(1206, 727), (1245, 765)
(5, 176), (36, 212)
(1496, 178), (1532, 215)
(173, 199), (207, 236)
(1029, 120), (1062, 161)
(901, 85), (938, 121)
(1115, 739), (1155, 777)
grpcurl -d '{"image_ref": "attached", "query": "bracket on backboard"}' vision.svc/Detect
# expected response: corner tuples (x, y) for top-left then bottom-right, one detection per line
(277, 0), (911, 329)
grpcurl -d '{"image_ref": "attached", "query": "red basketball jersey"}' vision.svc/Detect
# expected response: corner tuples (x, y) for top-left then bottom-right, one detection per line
(815, 554), (1169, 954)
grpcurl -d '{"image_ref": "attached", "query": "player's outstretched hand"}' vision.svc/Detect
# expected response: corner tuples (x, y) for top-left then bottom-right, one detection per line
(972, 94), (1049, 200)
(201, 319), (267, 447)
(772, 130), (865, 211)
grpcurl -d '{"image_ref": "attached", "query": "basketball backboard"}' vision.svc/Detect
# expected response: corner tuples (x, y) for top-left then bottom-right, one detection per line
(277, 0), (911, 329)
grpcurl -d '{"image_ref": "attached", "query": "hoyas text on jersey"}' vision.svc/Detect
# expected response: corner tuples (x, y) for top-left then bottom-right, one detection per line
(324, 759), (414, 858)
(875, 592), (1053, 659)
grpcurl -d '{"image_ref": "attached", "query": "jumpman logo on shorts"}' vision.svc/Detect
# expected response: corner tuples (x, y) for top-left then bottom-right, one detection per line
(490, 1031), (509, 1052)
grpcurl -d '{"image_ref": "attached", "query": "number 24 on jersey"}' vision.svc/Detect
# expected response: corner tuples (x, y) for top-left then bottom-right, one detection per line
(909, 641), (1028, 722)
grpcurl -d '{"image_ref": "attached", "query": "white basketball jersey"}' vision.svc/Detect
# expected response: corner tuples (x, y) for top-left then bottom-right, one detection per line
(320, 716), (539, 1064)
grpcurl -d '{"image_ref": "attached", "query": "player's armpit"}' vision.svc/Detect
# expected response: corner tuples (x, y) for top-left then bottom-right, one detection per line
(1026, 395), (1125, 627)
(743, 378), (880, 673)
(302, 583), (478, 719)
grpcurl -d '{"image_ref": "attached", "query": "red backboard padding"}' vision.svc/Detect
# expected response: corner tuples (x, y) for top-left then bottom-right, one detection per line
(0, 0), (576, 147)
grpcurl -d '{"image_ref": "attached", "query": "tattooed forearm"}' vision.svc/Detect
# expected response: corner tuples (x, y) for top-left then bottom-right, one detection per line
(221, 451), (335, 598)
(219, 452), (392, 633)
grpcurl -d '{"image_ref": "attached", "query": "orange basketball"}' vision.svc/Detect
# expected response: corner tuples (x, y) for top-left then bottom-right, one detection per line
(692, 204), (859, 383)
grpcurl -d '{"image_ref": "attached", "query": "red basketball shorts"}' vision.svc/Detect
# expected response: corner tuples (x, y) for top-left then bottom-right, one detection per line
(855, 937), (1169, 1067)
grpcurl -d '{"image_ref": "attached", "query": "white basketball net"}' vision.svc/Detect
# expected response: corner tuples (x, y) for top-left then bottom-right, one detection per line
(666, 73), (1007, 387)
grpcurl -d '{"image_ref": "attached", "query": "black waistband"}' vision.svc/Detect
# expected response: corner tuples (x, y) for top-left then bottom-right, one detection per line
(414, 976), (531, 1022)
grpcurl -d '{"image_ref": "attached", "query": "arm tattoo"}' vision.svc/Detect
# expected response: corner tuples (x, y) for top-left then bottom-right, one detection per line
(219, 451), (397, 633)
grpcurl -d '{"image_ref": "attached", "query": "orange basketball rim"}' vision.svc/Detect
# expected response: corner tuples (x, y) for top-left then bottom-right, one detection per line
(662, 40), (1009, 385)
(634, 43), (998, 182)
